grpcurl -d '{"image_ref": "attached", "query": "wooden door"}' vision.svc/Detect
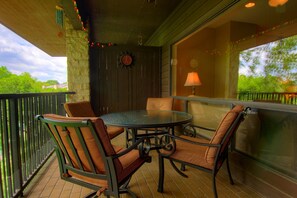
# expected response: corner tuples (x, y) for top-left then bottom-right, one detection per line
(90, 45), (161, 115)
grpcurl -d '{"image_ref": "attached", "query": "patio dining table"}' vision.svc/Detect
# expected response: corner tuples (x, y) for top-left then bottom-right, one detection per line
(100, 110), (193, 147)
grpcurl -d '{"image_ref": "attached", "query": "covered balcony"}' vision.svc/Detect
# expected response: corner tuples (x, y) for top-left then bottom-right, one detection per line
(1, 0), (297, 197)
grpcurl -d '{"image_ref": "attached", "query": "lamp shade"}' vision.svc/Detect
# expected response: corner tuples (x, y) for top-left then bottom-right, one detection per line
(184, 72), (202, 86)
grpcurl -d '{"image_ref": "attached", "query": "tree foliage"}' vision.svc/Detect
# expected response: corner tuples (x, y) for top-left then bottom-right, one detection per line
(238, 34), (297, 92)
(238, 74), (283, 92)
(44, 80), (59, 86)
(0, 66), (67, 94)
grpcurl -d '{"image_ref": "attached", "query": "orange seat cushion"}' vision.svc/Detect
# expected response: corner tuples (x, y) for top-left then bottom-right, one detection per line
(161, 135), (213, 169)
(64, 101), (96, 117)
(107, 125), (124, 139)
(43, 114), (145, 189)
(205, 105), (244, 165)
(146, 97), (173, 111)
(63, 101), (124, 139)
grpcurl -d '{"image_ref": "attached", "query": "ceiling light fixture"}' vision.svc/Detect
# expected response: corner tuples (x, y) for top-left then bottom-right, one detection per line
(245, 1), (256, 8)
(268, 0), (288, 7)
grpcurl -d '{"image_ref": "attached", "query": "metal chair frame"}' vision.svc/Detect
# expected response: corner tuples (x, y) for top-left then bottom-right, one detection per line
(126, 97), (174, 148)
(157, 107), (249, 198)
(36, 115), (151, 198)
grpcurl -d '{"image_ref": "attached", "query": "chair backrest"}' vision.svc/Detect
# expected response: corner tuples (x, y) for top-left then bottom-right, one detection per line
(64, 101), (96, 117)
(205, 105), (245, 165)
(146, 97), (173, 111)
(38, 114), (121, 187)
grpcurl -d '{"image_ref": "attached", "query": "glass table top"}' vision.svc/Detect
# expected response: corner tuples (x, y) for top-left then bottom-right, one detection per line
(100, 110), (193, 128)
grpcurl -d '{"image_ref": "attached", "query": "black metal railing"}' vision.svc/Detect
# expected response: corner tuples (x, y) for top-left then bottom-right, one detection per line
(237, 92), (297, 105)
(0, 92), (74, 198)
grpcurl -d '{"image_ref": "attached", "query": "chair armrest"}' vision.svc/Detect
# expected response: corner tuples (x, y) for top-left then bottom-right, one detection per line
(191, 125), (216, 132)
(183, 123), (215, 139)
(111, 137), (151, 160)
(157, 134), (220, 157)
(165, 134), (219, 147)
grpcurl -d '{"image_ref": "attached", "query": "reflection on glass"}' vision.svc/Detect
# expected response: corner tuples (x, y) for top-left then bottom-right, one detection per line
(236, 109), (297, 179)
(171, 0), (297, 102)
(171, 0), (297, 180)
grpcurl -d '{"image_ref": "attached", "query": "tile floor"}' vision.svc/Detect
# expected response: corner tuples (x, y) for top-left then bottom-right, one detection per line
(23, 133), (264, 198)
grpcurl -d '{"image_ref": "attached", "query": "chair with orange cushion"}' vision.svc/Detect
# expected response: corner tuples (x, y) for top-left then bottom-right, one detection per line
(157, 105), (248, 198)
(146, 97), (173, 111)
(64, 101), (124, 139)
(36, 114), (151, 198)
(127, 97), (174, 147)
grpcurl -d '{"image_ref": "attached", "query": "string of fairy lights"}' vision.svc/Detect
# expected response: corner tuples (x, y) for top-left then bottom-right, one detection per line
(232, 18), (297, 45)
(69, 1), (296, 49)
(71, 0), (115, 48)
(72, 0), (87, 31)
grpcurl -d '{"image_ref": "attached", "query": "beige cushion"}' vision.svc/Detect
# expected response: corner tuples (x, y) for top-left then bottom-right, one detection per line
(205, 105), (244, 164)
(63, 101), (124, 139)
(159, 105), (244, 171)
(146, 97), (173, 111)
(161, 135), (213, 169)
(64, 101), (96, 117)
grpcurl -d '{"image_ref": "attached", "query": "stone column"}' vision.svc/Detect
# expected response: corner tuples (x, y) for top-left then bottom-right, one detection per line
(65, 18), (89, 102)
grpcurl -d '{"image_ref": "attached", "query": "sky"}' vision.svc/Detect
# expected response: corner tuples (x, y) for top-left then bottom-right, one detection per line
(0, 24), (67, 83)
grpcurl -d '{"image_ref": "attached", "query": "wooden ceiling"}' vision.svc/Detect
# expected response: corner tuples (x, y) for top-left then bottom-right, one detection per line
(1, 0), (296, 57)
(0, 0), (182, 57)
(0, 0), (65, 56)
(82, 0), (182, 46)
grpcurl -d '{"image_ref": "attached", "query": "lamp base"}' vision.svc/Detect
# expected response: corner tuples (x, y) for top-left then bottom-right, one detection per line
(191, 86), (196, 95)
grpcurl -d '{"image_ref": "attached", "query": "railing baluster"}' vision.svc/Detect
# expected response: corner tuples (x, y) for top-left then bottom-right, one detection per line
(237, 92), (297, 105)
(18, 98), (26, 182)
(0, 100), (7, 197)
(2, 99), (12, 197)
(9, 98), (22, 196)
(24, 97), (31, 181)
(0, 92), (74, 197)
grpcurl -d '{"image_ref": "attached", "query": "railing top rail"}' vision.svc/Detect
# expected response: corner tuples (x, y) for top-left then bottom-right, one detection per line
(237, 92), (297, 94)
(172, 96), (297, 114)
(0, 92), (75, 99)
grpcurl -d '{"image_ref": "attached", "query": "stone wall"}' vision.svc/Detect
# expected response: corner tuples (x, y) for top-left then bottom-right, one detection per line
(65, 18), (89, 102)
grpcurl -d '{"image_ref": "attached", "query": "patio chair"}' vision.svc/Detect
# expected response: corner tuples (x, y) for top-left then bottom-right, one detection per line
(64, 101), (124, 139)
(157, 105), (248, 198)
(145, 97), (174, 134)
(127, 97), (174, 147)
(146, 97), (174, 111)
(36, 114), (151, 198)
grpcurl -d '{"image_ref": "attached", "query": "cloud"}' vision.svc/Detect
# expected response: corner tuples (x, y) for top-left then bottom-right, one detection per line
(0, 24), (67, 83)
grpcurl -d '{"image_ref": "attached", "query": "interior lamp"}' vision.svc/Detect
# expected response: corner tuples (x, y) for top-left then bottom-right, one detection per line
(184, 72), (202, 95)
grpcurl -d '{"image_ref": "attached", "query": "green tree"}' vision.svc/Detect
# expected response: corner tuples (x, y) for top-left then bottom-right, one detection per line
(0, 66), (67, 93)
(0, 70), (42, 93)
(238, 74), (282, 92)
(44, 80), (59, 86)
(238, 35), (297, 92)
(0, 66), (11, 78)
(240, 49), (261, 76)
(264, 36), (297, 89)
